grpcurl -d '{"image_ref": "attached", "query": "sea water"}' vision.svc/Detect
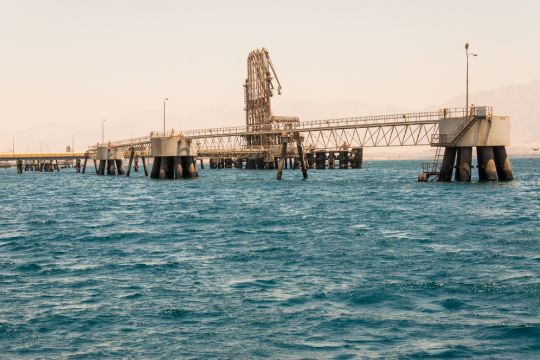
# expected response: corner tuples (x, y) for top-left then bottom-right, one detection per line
(1, 158), (539, 358)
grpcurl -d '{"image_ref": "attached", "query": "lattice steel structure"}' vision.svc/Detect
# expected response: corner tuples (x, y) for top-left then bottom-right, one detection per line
(244, 48), (299, 149)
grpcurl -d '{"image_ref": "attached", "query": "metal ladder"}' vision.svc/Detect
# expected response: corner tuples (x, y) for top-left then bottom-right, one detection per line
(448, 114), (478, 146)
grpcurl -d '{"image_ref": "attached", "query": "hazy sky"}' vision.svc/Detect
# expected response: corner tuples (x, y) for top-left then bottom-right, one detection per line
(1, 0), (539, 152)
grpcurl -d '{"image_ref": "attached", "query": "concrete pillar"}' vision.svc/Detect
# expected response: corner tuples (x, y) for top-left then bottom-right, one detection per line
(315, 151), (326, 169)
(174, 156), (183, 179)
(159, 156), (173, 179)
(339, 151), (349, 169)
(106, 159), (116, 176)
(328, 152), (335, 169)
(115, 159), (124, 175)
(16, 160), (23, 174)
(438, 147), (457, 182)
(456, 147), (472, 182)
(351, 147), (363, 169)
(306, 152), (315, 169)
(181, 156), (198, 178)
(150, 157), (161, 179)
(476, 147), (497, 181)
(493, 146), (514, 181)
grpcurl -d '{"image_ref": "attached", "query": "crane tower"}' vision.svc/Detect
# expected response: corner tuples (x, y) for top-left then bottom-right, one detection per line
(244, 48), (299, 148)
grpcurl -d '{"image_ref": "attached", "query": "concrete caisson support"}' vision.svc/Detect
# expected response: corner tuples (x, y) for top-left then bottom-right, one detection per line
(493, 146), (513, 181)
(115, 159), (124, 175)
(315, 151), (326, 169)
(306, 152), (315, 169)
(438, 147), (457, 182)
(350, 147), (363, 169)
(476, 147), (497, 181)
(455, 147), (472, 182)
(328, 152), (335, 169)
(151, 135), (198, 180)
(96, 145), (122, 176)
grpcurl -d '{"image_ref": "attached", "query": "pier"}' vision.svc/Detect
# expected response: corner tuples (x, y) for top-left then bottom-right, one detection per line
(1, 48), (513, 182)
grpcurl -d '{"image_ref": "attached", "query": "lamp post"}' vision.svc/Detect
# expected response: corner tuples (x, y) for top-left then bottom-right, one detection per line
(102, 119), (106, 144)
(163, 98), (169, 134)
(465, 42), (478, 115)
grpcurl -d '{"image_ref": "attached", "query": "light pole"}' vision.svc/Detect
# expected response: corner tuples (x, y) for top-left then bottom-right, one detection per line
(163, 98), (169, 134)
(12, 136), (14, 156)
(465, 42), (478, 115)
(102, 119), (106, 144)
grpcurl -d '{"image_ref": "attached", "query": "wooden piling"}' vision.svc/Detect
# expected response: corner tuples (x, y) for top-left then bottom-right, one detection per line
(296, 142), (308, 180)
(277, 141), (288, 180)
(141, 156), (148, 176)
(126, 149), (135, 177)
(81, 156), (87, 174)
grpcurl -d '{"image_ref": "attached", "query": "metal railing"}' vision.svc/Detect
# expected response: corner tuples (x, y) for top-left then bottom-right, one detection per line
(0, 152), (86, 160)
(83, 106), (494, 152)
(183, 109), (452, 138)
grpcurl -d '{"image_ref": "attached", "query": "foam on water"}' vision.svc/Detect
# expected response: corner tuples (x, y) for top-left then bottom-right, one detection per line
(0, 158), (539, 358)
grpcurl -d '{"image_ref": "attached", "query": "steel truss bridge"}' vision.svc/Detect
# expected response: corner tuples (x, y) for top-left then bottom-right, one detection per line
(75, 108), (452, 161)
(0, 108), (475, 164)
